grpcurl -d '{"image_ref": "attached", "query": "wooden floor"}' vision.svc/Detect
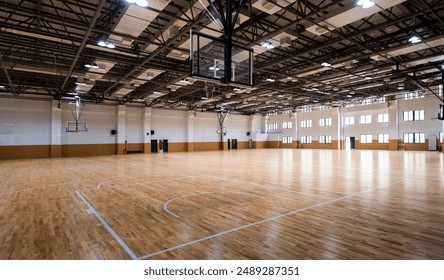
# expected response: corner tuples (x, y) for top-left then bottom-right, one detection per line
(0, 149), (443, 260)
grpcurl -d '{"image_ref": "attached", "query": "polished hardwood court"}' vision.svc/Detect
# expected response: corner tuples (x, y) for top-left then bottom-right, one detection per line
(0, 149), (443, 260)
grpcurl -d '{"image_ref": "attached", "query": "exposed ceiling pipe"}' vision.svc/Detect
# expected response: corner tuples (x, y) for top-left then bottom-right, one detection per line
(60, 0), (107, 91)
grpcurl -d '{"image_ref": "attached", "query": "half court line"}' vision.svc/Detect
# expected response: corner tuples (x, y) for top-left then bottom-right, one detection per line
(138, 179), (407, 260)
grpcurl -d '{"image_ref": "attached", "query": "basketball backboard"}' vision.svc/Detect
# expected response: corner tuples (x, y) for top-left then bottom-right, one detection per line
(66, 121), (88, 132)
(190, 30), (253, 87)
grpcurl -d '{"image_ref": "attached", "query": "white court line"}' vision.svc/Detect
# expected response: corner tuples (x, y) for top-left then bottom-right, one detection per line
(75, 191), (138, 260)
(139, 179), (406, 260)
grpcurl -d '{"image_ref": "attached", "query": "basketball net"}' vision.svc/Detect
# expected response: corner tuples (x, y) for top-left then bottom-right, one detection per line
(68, 95), (85, 123)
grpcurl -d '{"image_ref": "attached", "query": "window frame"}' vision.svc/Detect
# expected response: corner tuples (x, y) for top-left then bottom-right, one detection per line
(360, 115), (372, 124)
(377, 113), (389, 123)
(378, 133), (389, 143)
(345, 116), (355, 125)
(282, 136), (293, 144)
(360, 134), (372, 144)
(403, 132), (425, 144)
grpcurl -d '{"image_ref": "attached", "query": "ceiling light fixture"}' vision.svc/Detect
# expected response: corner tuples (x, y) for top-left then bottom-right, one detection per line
(0, 85), (5, 89)
(356, 0), (375, 8)
(97, 36), (116, 49)
(321, 61), (331, 67)
(408, 33), (422, 44)
(136, 0), (149, 7)
(209, 66), (220, 71)
(84, 61), (99, 69)
(261, 41), (274, 49)
(125, 0), (148, 7)
(106, 42), (116, 49)
(266, 78), (275, 82)
(97, 39), (107, 47)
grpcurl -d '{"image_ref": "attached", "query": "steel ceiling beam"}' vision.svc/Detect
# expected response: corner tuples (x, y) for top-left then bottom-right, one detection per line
(60, 0), (107, 91)
(101, 8), (212, 96)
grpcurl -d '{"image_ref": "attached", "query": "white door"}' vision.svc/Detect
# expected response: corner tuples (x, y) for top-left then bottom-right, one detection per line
(345, 137), (351, 150)
(429, 135), (437, 151)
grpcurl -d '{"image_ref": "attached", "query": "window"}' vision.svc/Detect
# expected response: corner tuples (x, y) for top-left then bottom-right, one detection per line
(301, 106), (312, 112)
(404, 92), (424, 100)
(301, 136), (312, 144)
(377, 113), (389, 123)
(440, 132), (443, 143)
(282, 136), (292, 144)
(403, 133), (425, 144)
(360, 134), (372, 144)
(403, 110), (424, 121)
(283, 121), (292, 129)
(301, 120), (312, 128)
(267, 123), (277, 131)
(378, 134), (389, 143)
(360, 115), (372, 124)
(439, 84), (443, 97)
(282, 110), (292, 115)
(319, 118), (332, 127)
(319, 135), (332, 144)
(345, 116), (355, 125)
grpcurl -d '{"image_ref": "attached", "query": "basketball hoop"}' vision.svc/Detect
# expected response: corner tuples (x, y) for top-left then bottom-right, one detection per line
(217, 126), (227, 134)
(66, 96), (88, 132)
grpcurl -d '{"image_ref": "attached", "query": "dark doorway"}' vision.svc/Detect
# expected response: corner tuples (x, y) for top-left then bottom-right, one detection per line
(151, 139), (158, 153)
(162, 139), (168, 152)
(350, 137), (356, 149)
(232, 139), (238, 150)
(227, 139), (231, 150)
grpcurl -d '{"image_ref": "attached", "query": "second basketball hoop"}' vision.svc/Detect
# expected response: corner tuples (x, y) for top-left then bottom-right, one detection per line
(189, 30), (253, 87)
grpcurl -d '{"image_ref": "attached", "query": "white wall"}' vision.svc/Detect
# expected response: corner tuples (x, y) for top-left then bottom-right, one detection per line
(250, 115), (262, 136)
(2, 95), (442, 150)
(297, 108), (338, 140)
(398, 96), (442, 139)
(125, 106), (143, 143)
(342, 103), (389, 141)
(61, 102), (116, 144)
(151, 109), (187, 142)
(225, 114), (250, 141)
(193, 111), (220, 142)
(0, 98), (51, 145)
(262, 95), (444, 147)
